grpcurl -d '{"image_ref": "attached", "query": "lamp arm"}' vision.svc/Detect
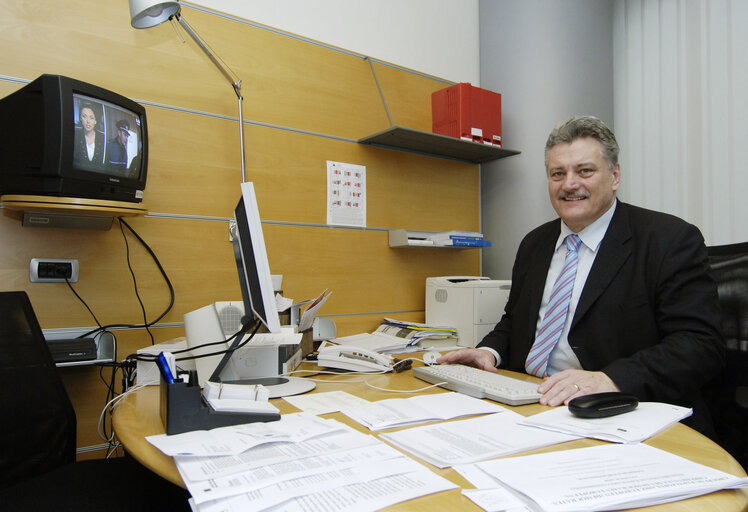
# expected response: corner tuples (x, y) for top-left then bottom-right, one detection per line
(175, 14), (242, 100)
(173, 13), (246, 181)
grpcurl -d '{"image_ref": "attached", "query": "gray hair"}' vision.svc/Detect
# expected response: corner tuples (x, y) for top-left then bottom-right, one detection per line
(544, 116), (619, 170)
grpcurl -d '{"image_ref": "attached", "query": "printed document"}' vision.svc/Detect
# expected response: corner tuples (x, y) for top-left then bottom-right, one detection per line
(146, 413), (346, 457)
(475, 442), (748, 511)
(519, 402), (692, 443)
(379, 410), (579, 468)
(341, 391), (506, 430)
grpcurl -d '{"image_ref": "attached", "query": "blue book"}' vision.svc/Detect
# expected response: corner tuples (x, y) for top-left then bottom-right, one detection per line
(444, 239), (492, 247)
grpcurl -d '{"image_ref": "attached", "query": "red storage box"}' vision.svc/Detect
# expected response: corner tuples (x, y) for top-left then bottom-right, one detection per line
(432, 83), (502, 146)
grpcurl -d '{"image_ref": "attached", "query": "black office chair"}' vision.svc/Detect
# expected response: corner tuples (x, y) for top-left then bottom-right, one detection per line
(0, 291), (191, 511)
(705, 242), (748, 470)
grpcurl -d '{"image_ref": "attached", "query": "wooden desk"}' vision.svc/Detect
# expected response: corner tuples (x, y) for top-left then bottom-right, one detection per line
(112, 363), (748, 511)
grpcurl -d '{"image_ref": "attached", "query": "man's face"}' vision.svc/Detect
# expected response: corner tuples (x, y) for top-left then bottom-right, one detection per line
(547, 137), (620, 233)
(118, 128), (129, 145)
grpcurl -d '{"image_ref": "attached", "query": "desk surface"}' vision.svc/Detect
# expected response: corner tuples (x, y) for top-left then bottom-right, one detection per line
(112, 362), (748, 511)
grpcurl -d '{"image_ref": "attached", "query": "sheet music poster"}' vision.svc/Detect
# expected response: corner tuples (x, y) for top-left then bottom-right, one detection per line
(326, 160), (366, 227)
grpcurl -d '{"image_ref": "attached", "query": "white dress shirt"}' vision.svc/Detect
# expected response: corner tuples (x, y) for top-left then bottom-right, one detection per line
(481, 200), (617, 371)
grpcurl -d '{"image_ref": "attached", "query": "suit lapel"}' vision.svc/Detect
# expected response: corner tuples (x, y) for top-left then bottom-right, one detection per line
(571, 203), (633, 328)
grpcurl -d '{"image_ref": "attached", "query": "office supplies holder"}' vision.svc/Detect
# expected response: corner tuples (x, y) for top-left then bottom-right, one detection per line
(159, 378), (280, 435)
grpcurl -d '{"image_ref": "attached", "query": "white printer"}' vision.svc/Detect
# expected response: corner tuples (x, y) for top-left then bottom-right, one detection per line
(425, 276), (511, 347)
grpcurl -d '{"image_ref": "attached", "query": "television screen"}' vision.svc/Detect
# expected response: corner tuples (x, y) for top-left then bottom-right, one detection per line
(72, 94), (144, 181)
(0, 74), (148, 203)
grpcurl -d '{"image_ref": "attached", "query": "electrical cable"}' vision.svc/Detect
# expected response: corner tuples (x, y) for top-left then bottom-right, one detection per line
(119, 217), (155, 345)
(77, 217), (175, 340)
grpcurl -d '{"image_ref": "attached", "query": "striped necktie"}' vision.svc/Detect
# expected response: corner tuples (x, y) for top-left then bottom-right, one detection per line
(525, 234), (581, 377)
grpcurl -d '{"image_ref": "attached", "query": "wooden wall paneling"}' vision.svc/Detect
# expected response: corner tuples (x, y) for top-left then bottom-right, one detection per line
(369, 61), (453, 133)
(0, 0), (484, 456)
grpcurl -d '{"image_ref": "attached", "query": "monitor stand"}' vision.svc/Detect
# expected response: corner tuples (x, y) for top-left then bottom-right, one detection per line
(220, 376), (316, 398)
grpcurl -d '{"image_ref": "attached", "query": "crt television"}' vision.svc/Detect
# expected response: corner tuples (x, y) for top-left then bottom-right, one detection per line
(0, 74), (148, 203)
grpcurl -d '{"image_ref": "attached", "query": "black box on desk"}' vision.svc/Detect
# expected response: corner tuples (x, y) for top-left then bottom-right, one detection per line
(159, 379), (279, 435)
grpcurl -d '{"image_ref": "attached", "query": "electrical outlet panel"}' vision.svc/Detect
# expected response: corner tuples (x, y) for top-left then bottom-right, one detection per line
(30, 258), (79, 283)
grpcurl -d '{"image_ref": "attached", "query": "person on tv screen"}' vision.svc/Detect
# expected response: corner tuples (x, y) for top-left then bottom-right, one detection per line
(106, 119), (131, 173)
(73, 102), (105, 168)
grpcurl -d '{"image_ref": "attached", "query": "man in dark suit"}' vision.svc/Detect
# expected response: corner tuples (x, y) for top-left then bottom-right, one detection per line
(438, 116), (724, 434)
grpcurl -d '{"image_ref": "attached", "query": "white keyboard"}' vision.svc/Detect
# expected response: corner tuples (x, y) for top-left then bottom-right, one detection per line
(413, 364), (542, 406)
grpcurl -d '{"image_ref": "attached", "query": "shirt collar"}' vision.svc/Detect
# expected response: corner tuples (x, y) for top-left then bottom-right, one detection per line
(557, 199), (618, 252)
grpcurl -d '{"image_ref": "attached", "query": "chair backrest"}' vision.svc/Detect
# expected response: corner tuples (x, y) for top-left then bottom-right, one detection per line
(708, 241), (748, 351)
(705, 242), (748, 466)
(0, 291), (76, 490)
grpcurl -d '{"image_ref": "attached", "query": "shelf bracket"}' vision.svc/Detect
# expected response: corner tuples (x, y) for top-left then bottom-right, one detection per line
(366, 56), (394, 128)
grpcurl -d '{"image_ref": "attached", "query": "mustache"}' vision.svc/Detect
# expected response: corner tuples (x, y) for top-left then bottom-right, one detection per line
(558, 191), (590, 200)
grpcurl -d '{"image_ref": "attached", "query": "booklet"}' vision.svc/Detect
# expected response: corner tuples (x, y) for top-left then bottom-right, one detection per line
(475, 443), (748, 512)
(519, 401), (692, 443)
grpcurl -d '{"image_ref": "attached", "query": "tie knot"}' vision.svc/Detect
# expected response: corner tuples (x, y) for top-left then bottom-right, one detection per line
(566, 234), (581, 252)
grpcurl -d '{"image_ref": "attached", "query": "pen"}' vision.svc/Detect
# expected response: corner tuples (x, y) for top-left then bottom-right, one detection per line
(156, 351), (176, 384)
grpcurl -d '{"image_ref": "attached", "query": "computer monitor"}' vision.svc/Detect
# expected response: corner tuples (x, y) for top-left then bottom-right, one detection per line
(232, 181), (281, 334)
(207, 182), (314, 398)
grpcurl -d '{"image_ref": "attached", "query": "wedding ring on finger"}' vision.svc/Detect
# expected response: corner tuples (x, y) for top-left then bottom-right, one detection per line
(572, 383), (580, 393)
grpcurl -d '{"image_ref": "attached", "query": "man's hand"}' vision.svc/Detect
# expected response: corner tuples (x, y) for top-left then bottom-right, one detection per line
(538, 369), (620, 406)
(435, 348), (497, 372)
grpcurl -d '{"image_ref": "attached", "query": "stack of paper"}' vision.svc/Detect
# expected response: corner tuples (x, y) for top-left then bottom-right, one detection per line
(473, 443), (748, 511)
(379, 410), (579, 468)
(146, 415), (458, 511)
(375, 318), (458, 345)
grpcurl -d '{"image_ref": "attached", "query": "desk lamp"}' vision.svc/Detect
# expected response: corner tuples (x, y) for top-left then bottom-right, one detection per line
(129, 0), (247, 182)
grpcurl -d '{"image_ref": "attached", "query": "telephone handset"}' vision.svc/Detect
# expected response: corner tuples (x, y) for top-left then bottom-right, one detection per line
(316, 342), (393, 372)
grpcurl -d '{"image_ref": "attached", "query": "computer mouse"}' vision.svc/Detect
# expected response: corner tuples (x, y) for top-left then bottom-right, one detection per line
(568, 392), (639, 418)
(423, 351), (441, 365)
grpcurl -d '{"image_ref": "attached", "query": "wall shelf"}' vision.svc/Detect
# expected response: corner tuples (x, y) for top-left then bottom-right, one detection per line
(0, 194), (147, 230)
(358, 126), (521, 164)
(389, 229), (489, 248)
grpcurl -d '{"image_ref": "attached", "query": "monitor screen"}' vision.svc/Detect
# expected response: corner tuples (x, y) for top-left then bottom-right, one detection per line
(72, 93), (144, 181)
(232, 181), (281, 333)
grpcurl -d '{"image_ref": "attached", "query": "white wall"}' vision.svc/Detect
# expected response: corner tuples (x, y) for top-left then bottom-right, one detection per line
(479, 1), (615, 279)
(191, 0), (481, 85)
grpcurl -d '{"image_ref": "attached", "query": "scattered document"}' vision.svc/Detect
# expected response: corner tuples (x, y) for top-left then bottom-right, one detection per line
(462, 488), (534, 512)
(475, 443), (748, 512)
(520, 402), (692, 443)
(183, 443), (407, 505)
(379, 410), (579, 468)
(454, 464), (534, 512)
(146, 414), (347, 457)
(298, 289), (332, 332)
(175, 429), (380, 482)
(282, 390), (370, 415)
(341, 391), (505, 430)
(192, 466), (457, 512)
(173, 417), (459, 512)
(331, 331), (410, 353)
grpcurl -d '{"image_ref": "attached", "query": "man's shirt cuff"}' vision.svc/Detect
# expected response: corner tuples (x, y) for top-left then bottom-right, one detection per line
(478, 346), (501, 367)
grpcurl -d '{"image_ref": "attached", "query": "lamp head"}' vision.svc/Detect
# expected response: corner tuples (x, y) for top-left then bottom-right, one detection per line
(129, 0), (181, 29)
